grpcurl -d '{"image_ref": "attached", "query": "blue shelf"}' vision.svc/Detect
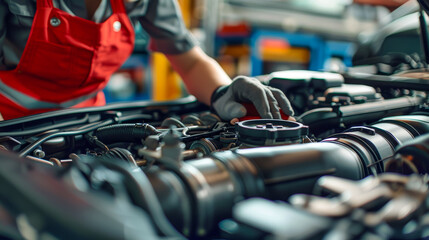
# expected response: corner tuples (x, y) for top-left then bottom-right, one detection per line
(323, 40), (355, 67)
(249, 30), (355, 76)
(250, 30), (325, 76)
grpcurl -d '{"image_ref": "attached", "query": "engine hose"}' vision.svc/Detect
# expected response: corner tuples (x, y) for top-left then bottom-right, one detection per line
(95, 123), (159, 144)
(388, 133), (429, 174)
(101, 148), (138, 166)
(298, 96), (424, 136)
(88, 155), (186, 239)
(145, 114), (429, 237)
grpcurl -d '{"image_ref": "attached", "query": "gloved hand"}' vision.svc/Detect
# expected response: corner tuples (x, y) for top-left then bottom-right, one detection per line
(211, 76), (294, 120)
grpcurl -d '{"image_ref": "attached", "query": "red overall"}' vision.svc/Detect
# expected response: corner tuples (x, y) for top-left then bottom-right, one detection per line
(0, 0), (135, 120)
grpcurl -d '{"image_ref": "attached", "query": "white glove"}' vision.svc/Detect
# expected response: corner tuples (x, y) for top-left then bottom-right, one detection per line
(211, 76), (294, 120)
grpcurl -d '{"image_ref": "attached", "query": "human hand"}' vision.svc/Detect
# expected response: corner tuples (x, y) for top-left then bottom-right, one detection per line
(210, 76), (294, 121)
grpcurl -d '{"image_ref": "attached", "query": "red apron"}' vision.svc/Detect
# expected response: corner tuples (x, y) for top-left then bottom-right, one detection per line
(0, 0), (135, 120)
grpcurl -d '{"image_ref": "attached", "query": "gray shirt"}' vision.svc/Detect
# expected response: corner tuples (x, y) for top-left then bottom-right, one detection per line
(0, 0), (198, 70)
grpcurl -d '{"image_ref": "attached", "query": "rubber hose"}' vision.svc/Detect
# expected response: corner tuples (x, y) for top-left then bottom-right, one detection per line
(95, 123), (159, 144)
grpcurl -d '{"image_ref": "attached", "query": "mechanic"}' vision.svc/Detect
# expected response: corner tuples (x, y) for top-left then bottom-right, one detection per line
(0, 0), (294, 120)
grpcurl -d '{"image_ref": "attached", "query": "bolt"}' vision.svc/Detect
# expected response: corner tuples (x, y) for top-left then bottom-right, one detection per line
(33, 149), (45, 158)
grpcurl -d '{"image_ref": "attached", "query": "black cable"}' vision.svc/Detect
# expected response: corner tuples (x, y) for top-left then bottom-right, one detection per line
(419, 5), (429, 65)
(418, 0), (429, 17)
(180, 127), (230, 142)
(0, 114), (90, 137)
(18, 119), (114, 157)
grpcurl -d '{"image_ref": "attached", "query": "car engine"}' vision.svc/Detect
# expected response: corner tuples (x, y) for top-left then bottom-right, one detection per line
(0, 69), (429, 240)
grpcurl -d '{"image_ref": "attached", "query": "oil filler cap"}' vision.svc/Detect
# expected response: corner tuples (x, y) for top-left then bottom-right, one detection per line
(236, 119), (308, 146)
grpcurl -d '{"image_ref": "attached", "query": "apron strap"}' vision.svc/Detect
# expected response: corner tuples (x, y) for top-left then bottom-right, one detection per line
(37, 0), (54, 9)
(109, 0), (127, 14)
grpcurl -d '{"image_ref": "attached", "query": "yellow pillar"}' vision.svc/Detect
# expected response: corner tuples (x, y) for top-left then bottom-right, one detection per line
(152, 53), (183, 101)
(151, 0), (192, 101)
(179, 0), (192, 27)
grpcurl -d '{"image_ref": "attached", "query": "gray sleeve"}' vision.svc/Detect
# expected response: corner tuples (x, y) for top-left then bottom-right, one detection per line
(0, 0), (7, 70)
(134, 0), (198, 55)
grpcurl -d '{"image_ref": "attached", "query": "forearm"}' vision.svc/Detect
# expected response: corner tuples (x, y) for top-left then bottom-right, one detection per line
(166, 47), (231, 105)
(179, 54), (231, 105)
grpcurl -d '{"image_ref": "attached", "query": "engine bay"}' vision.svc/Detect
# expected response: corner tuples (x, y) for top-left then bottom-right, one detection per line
(0, 70), (429, 239)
